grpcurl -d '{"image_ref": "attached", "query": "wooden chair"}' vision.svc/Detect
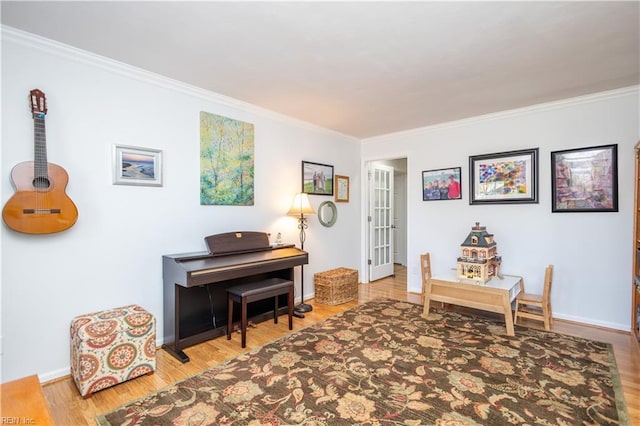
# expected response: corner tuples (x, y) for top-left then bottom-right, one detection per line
(420, 253), (432, 305)
(514, 265), (554, 331)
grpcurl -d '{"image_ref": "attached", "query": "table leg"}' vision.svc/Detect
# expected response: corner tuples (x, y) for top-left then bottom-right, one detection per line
(502, 292), (515, 336)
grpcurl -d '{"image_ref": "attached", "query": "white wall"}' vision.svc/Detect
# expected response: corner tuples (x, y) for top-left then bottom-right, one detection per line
(362, 87), (639, 331)
(0, 28), (362, 382)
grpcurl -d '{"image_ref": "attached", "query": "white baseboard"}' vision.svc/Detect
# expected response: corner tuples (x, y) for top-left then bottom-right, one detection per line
(39, 366), (71, 384)
(553, 312), (630, 333)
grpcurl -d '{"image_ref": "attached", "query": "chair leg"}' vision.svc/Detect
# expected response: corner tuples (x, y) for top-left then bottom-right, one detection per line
(543, 309), (550, 331)
(287, 287), (293, 330)
(227, 295), (233, 340)
(273, 296), (279, 324)
(241, 297), (248, 348)
(543, 304), (551, 331)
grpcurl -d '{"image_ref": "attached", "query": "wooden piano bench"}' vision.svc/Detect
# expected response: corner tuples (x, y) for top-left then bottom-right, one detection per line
(227, 278), (294, 348)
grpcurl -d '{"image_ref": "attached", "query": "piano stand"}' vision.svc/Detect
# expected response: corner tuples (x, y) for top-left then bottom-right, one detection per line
(165, 346), (190, 364)
(163, 232), (308, 363)
(227, 278), (294, 348)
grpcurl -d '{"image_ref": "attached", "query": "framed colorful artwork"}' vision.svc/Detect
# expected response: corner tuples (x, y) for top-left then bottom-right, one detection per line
(469, 148), (538, 204)
(302, 161), (334, 196)
(551, 144), (618, 212)
(112, 144), (162, 186)
(200, 112), (254, 205)
(422, 167), (462, 201)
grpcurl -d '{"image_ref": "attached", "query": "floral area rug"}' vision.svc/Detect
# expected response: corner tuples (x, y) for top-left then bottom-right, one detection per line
(97, 298), (628, 425)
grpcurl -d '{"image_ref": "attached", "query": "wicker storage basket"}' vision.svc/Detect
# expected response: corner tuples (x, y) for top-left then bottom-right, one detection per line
(314, 267), (358, 305)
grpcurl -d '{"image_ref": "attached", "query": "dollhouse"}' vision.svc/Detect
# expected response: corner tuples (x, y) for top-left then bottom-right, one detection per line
(457, 222), (502, 282)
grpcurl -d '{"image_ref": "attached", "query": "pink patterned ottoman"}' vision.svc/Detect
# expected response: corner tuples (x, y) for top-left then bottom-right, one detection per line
(70, 305), (156, 397)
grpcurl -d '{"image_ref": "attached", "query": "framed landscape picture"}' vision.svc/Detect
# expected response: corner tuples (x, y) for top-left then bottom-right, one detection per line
(302, 161), (334, 196)
(469, 148), (538, 204)
(422, 167), (462, 201)
(551, 144), (618, 212)
(112, 144), (162, 186)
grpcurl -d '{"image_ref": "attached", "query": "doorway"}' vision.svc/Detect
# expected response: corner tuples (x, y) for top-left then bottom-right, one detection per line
(366, 158), (408, 282)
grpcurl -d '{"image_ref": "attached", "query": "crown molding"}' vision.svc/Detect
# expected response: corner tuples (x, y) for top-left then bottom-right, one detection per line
(1, 25), (360, 144)
(363, 85), (639, 144)
(4, 25), (636, 146)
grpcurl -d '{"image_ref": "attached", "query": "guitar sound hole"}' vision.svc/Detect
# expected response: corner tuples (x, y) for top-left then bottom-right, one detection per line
(33, 177), (51, 189)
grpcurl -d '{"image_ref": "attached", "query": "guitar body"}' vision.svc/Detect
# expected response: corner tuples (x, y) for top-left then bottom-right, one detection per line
(2, 89), (78, 234)
(2, 161), (78, 234)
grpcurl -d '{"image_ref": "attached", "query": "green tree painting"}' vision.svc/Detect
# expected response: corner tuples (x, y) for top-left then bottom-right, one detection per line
(200, 112), (254, 205)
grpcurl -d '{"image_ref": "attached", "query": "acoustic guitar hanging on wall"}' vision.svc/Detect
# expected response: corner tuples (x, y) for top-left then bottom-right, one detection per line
(2, 89), (78, 234)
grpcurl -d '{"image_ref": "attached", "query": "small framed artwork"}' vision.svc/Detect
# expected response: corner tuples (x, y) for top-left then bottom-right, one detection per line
(469, 148), (538, 204)
(335, 175), (350, 202)
(551, 144), (618, 212)
(302, 161), (334, 196)
(112, 144), (163, 186)
(422, 167), (462, 201)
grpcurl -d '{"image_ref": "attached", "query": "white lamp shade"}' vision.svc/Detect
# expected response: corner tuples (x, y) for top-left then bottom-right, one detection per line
(287, 193), (315, 216)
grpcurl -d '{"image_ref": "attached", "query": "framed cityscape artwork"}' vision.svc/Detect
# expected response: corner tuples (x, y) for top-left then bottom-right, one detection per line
(551, 144), (618, 212)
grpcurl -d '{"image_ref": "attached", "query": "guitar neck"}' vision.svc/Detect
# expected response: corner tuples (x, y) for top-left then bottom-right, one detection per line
(33, 115), (48, 180)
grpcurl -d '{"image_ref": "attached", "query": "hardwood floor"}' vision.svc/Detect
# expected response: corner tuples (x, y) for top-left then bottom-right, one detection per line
(39, 265), (639, 425)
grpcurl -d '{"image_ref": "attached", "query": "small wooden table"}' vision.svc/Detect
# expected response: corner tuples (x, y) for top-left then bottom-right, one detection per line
(0, 374), (54, 425)
(422, 271), (523, 336)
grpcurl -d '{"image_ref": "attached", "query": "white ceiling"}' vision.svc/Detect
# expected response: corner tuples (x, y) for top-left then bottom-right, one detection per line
(2, 1), (639, 139)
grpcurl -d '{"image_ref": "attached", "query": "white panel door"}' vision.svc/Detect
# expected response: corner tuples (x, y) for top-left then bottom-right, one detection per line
(369, 164), (395, 281)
